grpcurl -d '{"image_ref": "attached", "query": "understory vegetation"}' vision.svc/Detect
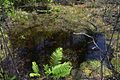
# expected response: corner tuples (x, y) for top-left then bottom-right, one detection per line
(0, 0), (120, 80)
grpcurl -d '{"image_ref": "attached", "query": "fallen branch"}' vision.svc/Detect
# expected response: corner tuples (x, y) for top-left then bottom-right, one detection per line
(73, 32), (103, 52)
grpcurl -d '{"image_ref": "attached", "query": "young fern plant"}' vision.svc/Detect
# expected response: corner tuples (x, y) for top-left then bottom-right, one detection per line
(44, 47), (72, 79)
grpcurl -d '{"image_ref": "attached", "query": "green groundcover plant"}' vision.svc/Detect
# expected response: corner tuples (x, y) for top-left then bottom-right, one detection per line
(29, 47), (72, 80)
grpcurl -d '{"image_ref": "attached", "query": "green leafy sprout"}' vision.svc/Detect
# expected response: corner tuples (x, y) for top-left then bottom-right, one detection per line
(29, 61), (40, 77)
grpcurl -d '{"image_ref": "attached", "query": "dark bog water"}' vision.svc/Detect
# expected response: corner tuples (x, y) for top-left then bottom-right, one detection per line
(86, 33), (107, 60)
(86, 33), (114, 70)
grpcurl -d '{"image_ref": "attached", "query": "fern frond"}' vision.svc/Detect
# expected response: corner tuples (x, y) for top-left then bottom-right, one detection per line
(50, 47), (63, 66)
(51, 62), (72, 78)
(44, 64), (52, 76)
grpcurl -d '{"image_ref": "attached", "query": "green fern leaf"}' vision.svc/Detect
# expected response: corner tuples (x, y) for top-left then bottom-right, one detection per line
(51, 62), (72, 78)
(50, 47), (63, 66)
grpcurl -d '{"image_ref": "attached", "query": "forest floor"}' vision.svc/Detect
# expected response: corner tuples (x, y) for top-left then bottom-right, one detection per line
(0, 3), (120, 80)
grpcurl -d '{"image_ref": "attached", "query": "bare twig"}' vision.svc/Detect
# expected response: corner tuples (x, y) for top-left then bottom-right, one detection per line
(73, 32), (104, 52)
